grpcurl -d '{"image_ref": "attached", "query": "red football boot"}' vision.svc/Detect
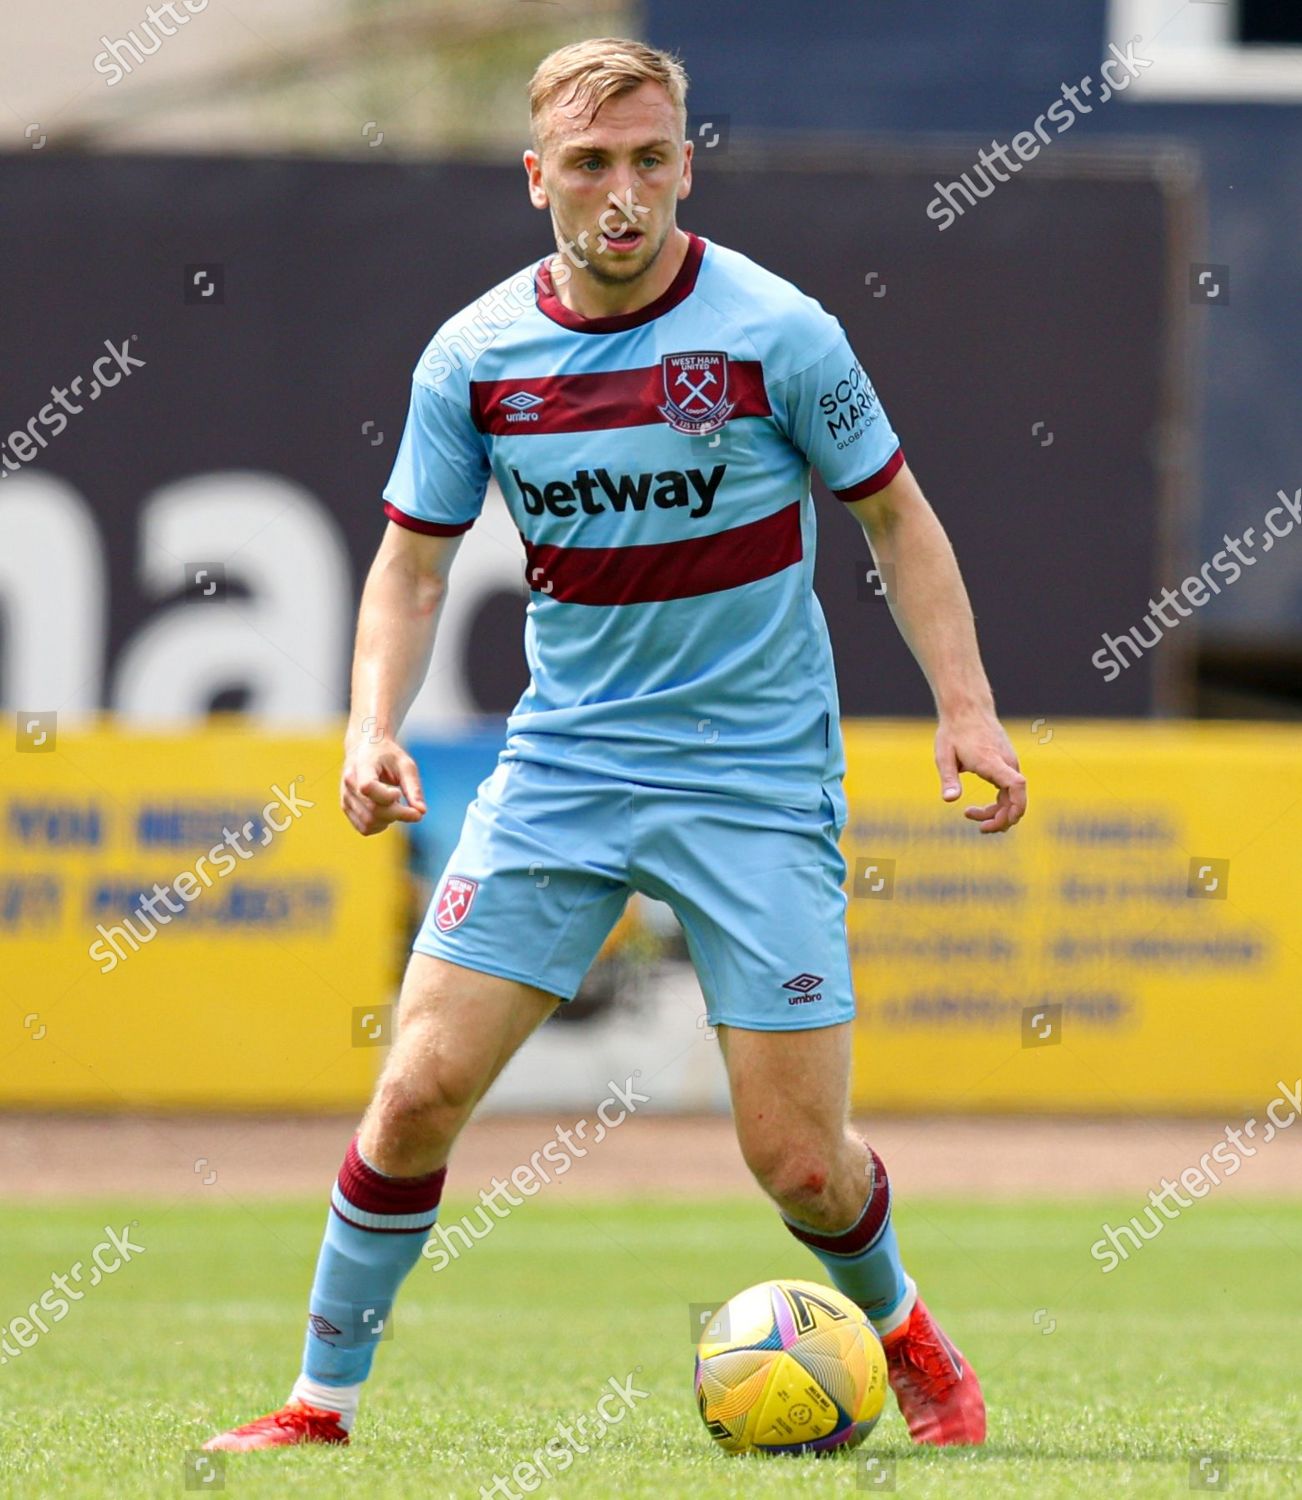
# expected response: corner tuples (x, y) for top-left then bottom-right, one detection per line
(201, 1399), (350, 1452)
(882, 1296), (986, 1446)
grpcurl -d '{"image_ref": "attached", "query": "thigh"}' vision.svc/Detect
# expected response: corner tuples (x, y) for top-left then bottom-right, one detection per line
(414, 758), (632, 1003)
(634, 785), (855, 1031)
(718, 1021), (863, 1207)
(361, 953), (557, 1173)
(718, 1018), (854, 1143)
(391, 950), (558, 1103)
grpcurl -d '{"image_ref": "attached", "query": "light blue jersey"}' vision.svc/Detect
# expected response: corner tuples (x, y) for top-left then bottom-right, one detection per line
(383, 233), (902, 812)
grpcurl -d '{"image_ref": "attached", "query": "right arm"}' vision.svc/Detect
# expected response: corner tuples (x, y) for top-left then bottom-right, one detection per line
(341, 521), (461, 836)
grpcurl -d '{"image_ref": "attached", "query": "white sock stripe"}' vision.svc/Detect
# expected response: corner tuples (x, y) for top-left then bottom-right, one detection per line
(330, 1183), (439, 1232)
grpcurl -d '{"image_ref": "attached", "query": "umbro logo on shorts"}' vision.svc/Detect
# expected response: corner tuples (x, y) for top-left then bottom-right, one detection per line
(783, 972), (824, 1004)
(309, 1314), (342, 1341)
(435, 875), (479, 932)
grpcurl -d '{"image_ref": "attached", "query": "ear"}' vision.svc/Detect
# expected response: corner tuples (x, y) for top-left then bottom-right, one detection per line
(678, 138), (693, 201)
(523, 149), (549, 210)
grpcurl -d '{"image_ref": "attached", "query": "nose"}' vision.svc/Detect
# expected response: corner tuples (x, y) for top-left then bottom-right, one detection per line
(607, 177), (638, 213)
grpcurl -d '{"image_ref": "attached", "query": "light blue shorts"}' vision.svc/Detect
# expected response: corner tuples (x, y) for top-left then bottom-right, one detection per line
(413, 758), (855, 1031)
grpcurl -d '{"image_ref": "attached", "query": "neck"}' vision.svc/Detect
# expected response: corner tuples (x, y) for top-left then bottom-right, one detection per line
(549, 228), (690, 322)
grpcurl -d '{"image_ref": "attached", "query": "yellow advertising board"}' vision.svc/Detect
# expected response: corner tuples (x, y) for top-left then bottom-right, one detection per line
(1, 727), (403, 1110)
(843, 721), (1302, 1113)
(4, 720), (1297, 1115)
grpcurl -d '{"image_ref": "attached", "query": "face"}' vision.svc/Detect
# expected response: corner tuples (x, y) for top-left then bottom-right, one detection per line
(525, 80), (693, 288)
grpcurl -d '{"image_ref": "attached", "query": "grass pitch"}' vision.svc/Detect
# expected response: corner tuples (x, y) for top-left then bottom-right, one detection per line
(1, 1195), (1298, 1498)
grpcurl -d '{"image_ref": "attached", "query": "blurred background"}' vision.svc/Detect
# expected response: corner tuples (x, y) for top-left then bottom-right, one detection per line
(3, 0), (1300, 1134)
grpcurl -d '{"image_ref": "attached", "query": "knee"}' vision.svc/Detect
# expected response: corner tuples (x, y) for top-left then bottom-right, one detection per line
(740, 1133), (840, 1220)
(369, 1021), (481, 1149)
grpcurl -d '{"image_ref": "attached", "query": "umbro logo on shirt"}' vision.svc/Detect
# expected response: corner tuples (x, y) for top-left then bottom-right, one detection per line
(512, 464), (725, 520)
(502, 391), (544, 422)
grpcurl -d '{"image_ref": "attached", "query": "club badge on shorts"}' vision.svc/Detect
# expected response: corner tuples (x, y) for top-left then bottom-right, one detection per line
(658, 351), (735, 435)
(434, 875), (479, 932)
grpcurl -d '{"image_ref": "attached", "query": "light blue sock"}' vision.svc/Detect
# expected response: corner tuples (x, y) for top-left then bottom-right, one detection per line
(782, 1147), (916, 1334)
(299, 1139), (446, 1394)
(301, 1211), (432, 1386)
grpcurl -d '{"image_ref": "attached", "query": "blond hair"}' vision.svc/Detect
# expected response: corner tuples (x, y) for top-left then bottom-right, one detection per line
(529, 37), (688, 149)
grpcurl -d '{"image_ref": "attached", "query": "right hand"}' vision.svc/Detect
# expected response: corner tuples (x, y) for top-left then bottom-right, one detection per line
(341, 734), (426, 836)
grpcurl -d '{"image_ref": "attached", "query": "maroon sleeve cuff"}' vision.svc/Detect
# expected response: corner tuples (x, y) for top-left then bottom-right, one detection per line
(383, 501), (475, 536)
(832, 447), (905, 504)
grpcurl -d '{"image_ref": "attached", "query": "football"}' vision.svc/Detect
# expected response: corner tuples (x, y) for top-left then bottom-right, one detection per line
(695, 1278), (888, 1455)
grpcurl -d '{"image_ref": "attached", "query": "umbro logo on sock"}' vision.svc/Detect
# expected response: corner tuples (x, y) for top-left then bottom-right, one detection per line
(308, 1314), (342, 1342)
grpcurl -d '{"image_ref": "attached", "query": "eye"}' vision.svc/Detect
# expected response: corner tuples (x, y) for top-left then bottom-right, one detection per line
(579, 157), (603, 172)
(640, 155), (662, 169)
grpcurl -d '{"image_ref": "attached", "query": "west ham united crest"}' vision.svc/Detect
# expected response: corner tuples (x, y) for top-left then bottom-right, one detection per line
(434, 875), (479, 932)
(659, 351), (735, 435)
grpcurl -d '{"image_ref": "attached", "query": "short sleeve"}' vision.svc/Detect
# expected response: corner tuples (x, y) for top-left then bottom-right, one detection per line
(381, 378), (490, 535)
(774, 326), (904, 503)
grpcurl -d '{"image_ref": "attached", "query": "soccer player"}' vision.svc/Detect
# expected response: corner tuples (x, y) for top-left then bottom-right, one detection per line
(205, 37), (1024, 1455)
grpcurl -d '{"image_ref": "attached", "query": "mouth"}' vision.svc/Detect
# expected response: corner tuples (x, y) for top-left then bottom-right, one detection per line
(601, 228), (645, 254)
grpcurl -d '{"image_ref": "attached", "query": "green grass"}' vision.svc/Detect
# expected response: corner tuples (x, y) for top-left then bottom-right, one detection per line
(0, 1195), (1298, 1498)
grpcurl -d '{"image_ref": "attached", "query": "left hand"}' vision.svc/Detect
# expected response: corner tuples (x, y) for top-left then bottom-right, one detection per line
(934, 712), (1027, 834)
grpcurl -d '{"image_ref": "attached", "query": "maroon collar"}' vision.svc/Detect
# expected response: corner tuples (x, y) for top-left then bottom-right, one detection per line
(534, 232), (706, 334)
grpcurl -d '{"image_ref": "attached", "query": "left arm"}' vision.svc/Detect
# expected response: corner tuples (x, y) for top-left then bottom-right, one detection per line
(847, 461), (1026, 833)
